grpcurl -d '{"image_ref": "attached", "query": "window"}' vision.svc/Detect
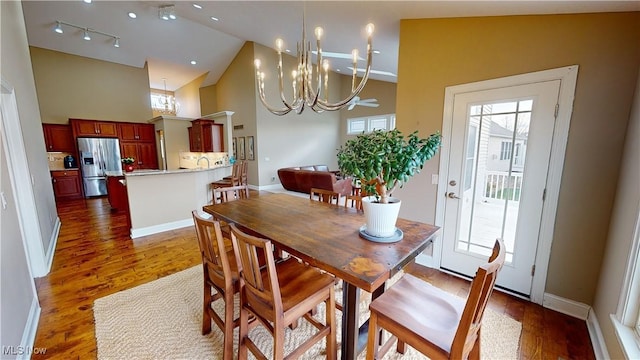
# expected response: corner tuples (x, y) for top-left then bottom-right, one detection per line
(500, 141), (513, 160)
(347, 114), (396, 135)
(612, 211), (640, 359)
(464, 125), (478, 191)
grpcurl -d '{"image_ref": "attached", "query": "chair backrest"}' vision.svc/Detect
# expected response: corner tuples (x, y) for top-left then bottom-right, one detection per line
(451, 238), (506, 358)
(192, 210), (234, 289)
(229, 223), (283, 318)
(344, 194), (363, 211)
(240, 160), (248, 185)
(213, 185), (249, 204)
(310, 187), (339, 205)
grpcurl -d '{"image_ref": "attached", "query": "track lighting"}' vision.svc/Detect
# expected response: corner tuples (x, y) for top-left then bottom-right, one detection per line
(53, 20), (120, 48)
(159, 5), (177, 21)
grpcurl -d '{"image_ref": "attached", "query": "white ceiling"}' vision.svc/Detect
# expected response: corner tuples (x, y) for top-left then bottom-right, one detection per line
(21, 1), (640, 91)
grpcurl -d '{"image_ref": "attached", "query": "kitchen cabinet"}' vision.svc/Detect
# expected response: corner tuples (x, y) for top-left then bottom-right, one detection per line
(51, 170), (83, 200)
(43, 124), (75, 152)
(120, 142), (158, 170)
(188, 119), (224, 152)
(118, 123), (155, 142)
(70, 119), (118, 137)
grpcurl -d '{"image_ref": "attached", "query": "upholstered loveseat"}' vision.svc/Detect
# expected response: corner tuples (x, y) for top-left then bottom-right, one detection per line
(277, 165), (352, 196)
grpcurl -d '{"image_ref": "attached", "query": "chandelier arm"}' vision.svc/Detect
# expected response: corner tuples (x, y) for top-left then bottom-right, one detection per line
(256, 78), (292, 116)
(276, 51), (295, 111)
(315, 42), (373, 111)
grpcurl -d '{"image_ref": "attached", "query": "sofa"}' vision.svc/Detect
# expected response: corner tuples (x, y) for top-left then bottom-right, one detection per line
(277, 165), (352, 196)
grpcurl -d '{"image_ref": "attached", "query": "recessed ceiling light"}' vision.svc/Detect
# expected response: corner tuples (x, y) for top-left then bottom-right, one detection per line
(192, 3), (202, 9)
(190, 60), (197, 65)
(373, 50), (381, 54)
(128, 12), (137, 19)
(210, 16), (219, 21)
(83, 0), (92, 3)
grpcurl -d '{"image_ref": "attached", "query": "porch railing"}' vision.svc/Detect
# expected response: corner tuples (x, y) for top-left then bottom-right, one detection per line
(484, 171), (523, 202)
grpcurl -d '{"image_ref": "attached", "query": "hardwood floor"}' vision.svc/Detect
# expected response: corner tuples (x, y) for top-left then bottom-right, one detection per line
(33, 195), (595, 359)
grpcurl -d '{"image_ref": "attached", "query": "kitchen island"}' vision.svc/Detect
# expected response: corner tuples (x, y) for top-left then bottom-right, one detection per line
(122, 166), (231, 238)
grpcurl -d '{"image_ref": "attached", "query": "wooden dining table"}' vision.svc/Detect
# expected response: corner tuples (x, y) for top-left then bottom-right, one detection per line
(203, 192), (440, 360)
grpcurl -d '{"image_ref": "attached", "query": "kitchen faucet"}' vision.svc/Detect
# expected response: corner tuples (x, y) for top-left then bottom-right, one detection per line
(197, 156), (210, 169)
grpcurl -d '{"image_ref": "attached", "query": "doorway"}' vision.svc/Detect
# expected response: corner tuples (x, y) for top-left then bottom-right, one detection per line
(434, 66), (578, 302)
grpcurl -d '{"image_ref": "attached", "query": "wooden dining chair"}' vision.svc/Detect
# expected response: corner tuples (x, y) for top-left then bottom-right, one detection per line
(229, 223), (337, 360)
(211, 161), (242, 189)
(191, 210), (240, 360)
(344, 194), (363, 211)
(212, 184), (249, 204)
(366, 238), (506, 360)
(310, 187), (340, 205)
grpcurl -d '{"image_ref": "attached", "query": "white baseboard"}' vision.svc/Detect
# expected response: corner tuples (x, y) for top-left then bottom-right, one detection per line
(586, 311), (610, 360)
(17, 298), (41, 360)
(258, 183), (284, 191)
(415, 253), (436, 268)
(543, 292), (591, 320)
(130, 218), (194, 239)
(43, 216), (61, 275)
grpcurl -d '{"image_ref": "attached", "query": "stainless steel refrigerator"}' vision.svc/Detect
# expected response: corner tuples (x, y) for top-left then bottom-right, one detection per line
(77, 137), (122, 197)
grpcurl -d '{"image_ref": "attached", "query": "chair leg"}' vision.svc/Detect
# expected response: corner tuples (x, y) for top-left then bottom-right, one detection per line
(469, 329), (481, 360)
(202, 282), (212, 335)
(273, 325), (286, 360)
(366, 312), (380, 360)
(238, 306), (249, 360)
(396, 339), (406, 354)
(326, 288), (337, 360)
(222, 290), (234, 360)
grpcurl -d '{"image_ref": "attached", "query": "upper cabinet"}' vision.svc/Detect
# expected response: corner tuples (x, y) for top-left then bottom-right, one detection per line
(43, 123), (75, 152)
(70, 118), (118, 137)
(188, 119), (224, 152)
(118, 123), (155, 142)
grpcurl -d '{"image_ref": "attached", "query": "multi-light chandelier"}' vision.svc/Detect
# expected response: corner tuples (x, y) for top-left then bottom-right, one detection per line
(254, 17), (374, 115)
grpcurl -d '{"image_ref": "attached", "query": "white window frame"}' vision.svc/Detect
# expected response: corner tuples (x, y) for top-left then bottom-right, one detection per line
(346, 114), (396, 135)
(611, 205), (640, 359)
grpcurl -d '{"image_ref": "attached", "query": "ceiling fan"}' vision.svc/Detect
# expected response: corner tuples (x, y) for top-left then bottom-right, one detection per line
(347, 96), (380, 110)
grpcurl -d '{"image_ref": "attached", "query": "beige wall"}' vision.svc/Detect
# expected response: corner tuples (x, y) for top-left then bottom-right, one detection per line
(152, 117), (192, 170)
(593, 72), (640, 359)
(199, 84), (218, 116)
(0, 0), (55, 351)
(396, 13), (640, 306)
(30, 46), (152, 124)
(175, 73), (207, 119)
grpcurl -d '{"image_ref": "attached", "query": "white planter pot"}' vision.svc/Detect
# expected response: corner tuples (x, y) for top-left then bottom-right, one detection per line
(361, 196), (401, 238)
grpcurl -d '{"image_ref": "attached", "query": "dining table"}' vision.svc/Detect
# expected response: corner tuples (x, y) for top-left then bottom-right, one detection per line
(202, 192), (440, 360)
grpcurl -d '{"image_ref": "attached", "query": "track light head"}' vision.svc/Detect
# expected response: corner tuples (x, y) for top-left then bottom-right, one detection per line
(54, 21), (63, 34)
(159, 5), (177, 21)
(83, 29), (91, 41)
(114, 38), (120, 48)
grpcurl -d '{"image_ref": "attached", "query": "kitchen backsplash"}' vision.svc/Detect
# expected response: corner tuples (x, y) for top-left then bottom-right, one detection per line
(47, 152), (75, 170)
(179, 152), (228, 169)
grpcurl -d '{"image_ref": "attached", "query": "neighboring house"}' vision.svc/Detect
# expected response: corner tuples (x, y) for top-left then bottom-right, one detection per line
(2, 3), (639, 360)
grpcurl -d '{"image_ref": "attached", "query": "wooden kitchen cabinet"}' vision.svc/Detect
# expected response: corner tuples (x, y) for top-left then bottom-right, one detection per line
(118, 123), (155, 142)
(70, 119), (118, 137)
(120, 142), (158, 170)
(188, 119), (224, 152)
(51, 170), (83, 200)
(43, 124), (75, 152)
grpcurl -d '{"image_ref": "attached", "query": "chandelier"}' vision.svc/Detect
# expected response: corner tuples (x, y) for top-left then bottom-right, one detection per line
(152, 78), (177, 115)
(253, 17), (374, 115)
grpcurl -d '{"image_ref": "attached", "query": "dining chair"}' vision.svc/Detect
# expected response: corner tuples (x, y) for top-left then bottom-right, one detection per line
(191, 210), (240, 360)
(229, 223), (337, 360)
(344, 194), (363, 211)
(366, 238), (506, 360)
(212, 184), (249, 204)
(211, 161), (242, 190)
(310, 187), (340, 205)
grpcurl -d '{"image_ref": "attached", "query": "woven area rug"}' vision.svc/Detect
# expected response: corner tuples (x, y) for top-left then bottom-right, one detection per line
(94, 266), (521, 359)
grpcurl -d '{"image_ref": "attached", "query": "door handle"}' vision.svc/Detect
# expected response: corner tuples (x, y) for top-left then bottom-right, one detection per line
(447, 192), (460, 199)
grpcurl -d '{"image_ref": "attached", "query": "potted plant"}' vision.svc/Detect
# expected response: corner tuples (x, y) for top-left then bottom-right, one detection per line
(122, 157), (135, 172)
(337, 129), (441, 240)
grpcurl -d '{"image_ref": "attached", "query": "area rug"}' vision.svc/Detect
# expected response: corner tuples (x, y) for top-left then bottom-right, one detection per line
(94, 266), (521, 359)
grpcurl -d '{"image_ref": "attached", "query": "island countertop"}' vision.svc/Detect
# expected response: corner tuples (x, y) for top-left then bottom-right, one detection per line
(104, 165), (231, 178)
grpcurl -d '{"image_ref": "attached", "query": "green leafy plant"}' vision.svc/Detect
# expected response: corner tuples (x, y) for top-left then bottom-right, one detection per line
(337, 129), (441, 204)
(121, 157), (135, 165)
